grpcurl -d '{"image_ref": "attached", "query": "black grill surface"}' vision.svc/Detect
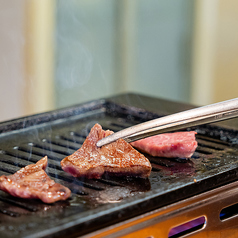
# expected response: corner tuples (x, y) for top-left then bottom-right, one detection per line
(0, 93), (238, 238)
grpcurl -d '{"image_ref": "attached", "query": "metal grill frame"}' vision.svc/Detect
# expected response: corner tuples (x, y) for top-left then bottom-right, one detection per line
(0, 93), (238, 238)
(84, 179), (238, 238)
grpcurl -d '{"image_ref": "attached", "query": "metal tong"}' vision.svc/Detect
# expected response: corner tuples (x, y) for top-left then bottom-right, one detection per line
(96, 97), (238, 147)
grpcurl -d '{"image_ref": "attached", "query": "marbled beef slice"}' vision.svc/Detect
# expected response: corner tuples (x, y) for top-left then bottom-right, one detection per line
(0, 156), (71, 203)
(131, 131), (197, 158)
(61, 124), (151, 179)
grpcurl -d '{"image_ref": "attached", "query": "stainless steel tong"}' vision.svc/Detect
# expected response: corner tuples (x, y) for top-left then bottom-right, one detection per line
(96, 98), (238, 147)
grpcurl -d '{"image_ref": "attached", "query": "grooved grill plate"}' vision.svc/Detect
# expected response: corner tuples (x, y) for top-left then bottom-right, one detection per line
(0, 93), (238, 238)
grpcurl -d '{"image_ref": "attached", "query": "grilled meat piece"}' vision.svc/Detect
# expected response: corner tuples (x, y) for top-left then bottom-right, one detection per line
(61, 124), (151, 179)
(131, 131), (197, 158)
(0, 156), (71, 203)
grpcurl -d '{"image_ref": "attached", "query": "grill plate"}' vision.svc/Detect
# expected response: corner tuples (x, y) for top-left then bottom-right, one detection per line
(0, 93), (238, 238)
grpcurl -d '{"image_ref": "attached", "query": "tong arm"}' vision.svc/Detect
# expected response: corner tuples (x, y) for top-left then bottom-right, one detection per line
(96, 97), (238, 147)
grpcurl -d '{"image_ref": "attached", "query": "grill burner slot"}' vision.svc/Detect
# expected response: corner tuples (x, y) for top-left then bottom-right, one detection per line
(31, 143), (73, 156)
(48, 172), (104, 191)
(0, 154), (27, 168)
(196, 134), (230, 146)
(94, 178), (123, 187)
(0, 161), (21, 175)
(0, 196), (38, 212)
(108, 122), (132, 129)
(59, 135), (83, 144)
(168, 216), (206, 238)
(197, 141), (224, 151)
(47, 139), (80, 151)
(17, 146), (60, 161)
(0, 206), (20, 217)
(220, 202), (238, 221)
(195, 146), (215, 155)
(151, 166), (161, 172)
(71, 131), (87, 139)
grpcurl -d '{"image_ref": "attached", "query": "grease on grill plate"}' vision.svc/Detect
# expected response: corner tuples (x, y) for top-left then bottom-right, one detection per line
(0, 106), (238, 237)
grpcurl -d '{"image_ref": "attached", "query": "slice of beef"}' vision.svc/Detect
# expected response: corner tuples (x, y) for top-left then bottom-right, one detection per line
(61, 123), (151, 179)
(0, 156), (71, 203)
(131, 131), (197, 158)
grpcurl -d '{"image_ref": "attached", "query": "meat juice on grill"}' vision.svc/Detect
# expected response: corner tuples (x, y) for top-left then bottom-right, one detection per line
(131, 131), (197, 158)
(0, 156), (71, 203)
(61, 124), (152, 179)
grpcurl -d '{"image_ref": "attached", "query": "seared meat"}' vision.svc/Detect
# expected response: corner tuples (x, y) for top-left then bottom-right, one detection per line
(131, 131), (197, 158)
(61, 124), (151, 179)
(0, 156), (71, 203)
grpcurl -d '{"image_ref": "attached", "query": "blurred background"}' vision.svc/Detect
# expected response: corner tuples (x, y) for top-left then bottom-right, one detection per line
(0, 0), (238, 122)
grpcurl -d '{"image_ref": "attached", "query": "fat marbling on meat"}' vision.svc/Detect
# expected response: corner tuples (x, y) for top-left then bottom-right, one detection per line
(0, 156), (71, 203)
(61, 123), (151, 179)
(131, 131), (197, 158)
